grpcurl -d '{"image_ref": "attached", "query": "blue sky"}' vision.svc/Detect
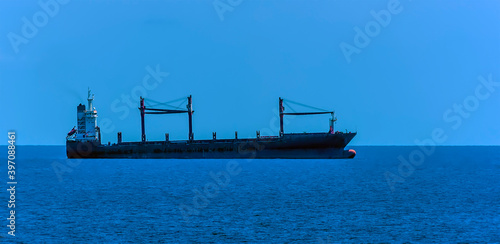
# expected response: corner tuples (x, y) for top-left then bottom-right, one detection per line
(1, 0), (499, 145)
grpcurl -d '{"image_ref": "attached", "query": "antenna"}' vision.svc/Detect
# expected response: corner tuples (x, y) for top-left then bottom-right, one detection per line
(87, 87), (94, 111)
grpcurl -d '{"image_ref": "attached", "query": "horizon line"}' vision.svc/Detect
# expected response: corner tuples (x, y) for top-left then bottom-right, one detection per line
(2, 144), (500, 147)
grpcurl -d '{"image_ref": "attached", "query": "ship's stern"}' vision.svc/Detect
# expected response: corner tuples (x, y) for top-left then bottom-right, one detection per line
(66, 140), (98, 158)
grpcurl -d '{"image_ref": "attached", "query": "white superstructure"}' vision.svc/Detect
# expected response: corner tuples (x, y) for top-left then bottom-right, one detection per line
(70, 88), (100, 142)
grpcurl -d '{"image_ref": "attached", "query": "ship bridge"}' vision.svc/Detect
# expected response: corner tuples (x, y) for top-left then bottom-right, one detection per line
(67, 88), (100, 143)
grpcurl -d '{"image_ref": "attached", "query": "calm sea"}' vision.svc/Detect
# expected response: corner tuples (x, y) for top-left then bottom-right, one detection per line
(1, 146), (499, 243)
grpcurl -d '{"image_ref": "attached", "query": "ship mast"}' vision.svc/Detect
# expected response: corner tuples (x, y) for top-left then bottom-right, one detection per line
(138, 95), (193, 142)
(87, 87), (94, 111)
(279, 98), (335, 136)
(279, 97), (284, 137)
(187, 95), (193, 141)
(140, 97), (146, 143)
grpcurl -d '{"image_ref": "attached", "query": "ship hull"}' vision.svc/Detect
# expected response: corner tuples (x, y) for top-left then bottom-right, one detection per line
(66, 132), (356, 159)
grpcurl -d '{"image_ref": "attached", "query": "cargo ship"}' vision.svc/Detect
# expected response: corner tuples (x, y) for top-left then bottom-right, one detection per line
(66, 89), (356, 159)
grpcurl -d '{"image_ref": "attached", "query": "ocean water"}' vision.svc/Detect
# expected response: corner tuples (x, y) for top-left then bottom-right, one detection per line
(1, 146), (499, 243)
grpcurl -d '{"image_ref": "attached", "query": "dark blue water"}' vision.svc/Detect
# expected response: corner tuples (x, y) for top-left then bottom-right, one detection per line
(1, 146), (499, 243)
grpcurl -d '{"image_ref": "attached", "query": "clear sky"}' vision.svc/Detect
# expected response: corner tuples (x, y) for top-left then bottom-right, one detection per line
(1, 0), (499, 145)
